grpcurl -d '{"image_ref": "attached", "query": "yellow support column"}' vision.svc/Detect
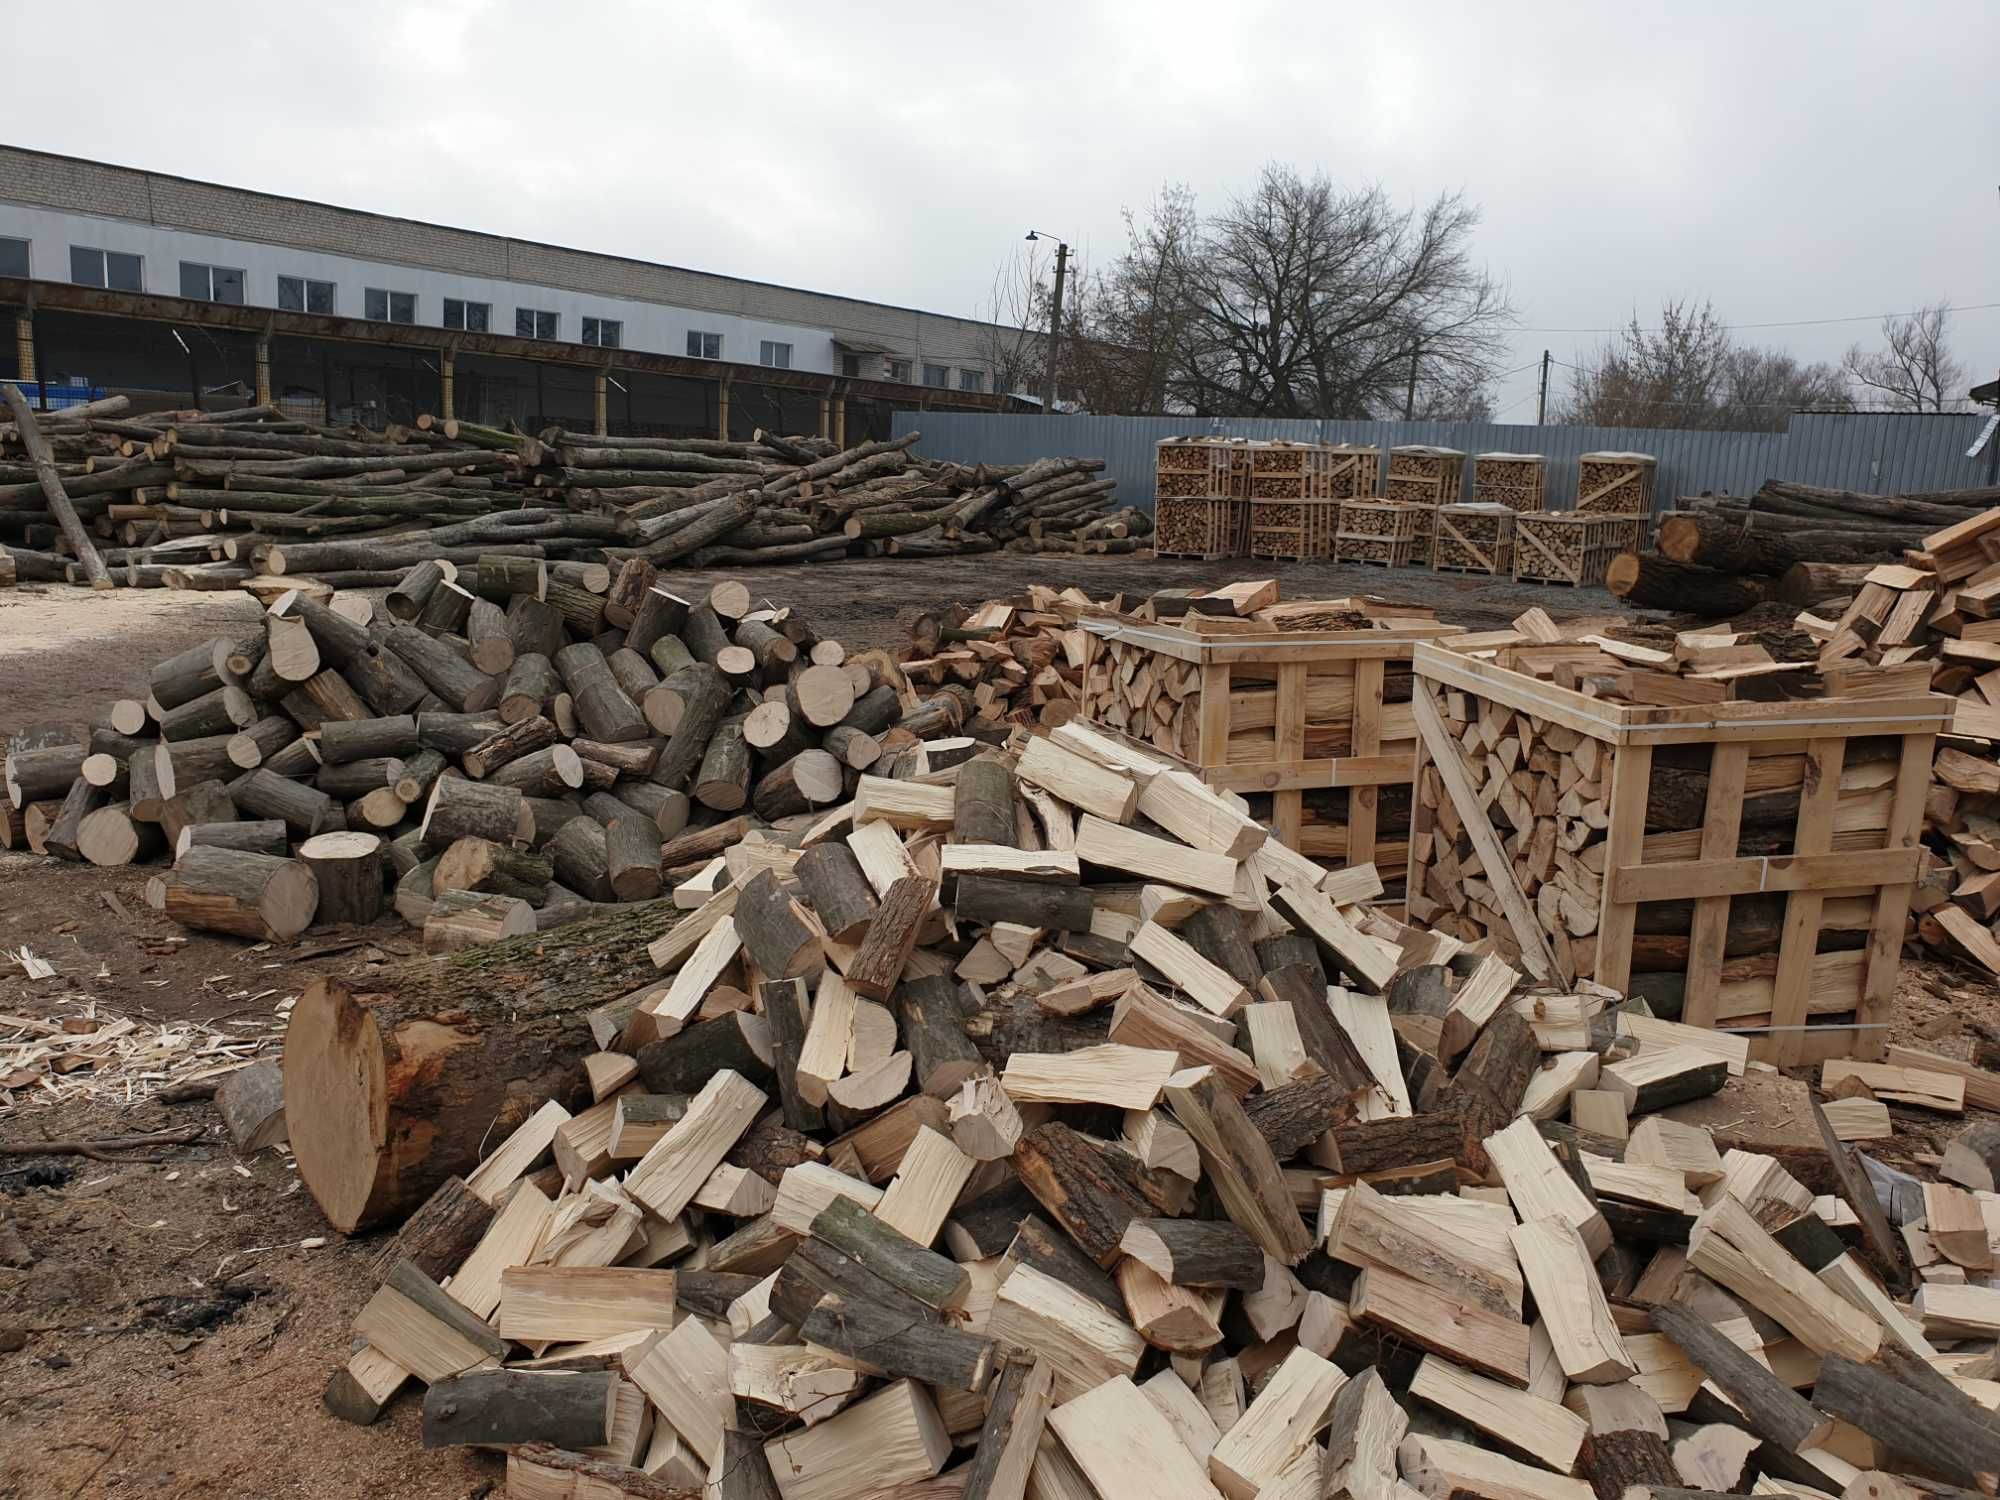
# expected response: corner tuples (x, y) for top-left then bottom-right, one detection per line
(717, 375), (733, 440)
(13, 312), (35, 387)
(817, 395), (831, 439)
(255, 333), (272, 407)
(594, 371), (609, 436)
(440, 351), (456, 422)
(833, 395), (846, 448)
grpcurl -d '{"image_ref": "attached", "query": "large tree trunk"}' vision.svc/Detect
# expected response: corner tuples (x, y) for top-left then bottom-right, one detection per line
(1774, 560), (1874, 604)
(1656, 515), (1806, 575)
(283, 897), (686, 1233)
(1605, 553), (1766, 616)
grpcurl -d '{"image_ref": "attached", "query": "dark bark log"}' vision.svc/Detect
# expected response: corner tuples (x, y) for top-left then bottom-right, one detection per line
(1181, 903), (1263, 990)
(1243, 1073), (1358, 1160)
(650, 665), (730, 790)
(845, 875), (934, 1000)
(385, 559), (445, 620)
(548, 816), (615, 903)
(897, 974), (986, 1098)
(315, 757), (404, 800)
(693, 714), (752, 812)
(1645, 1302), (1828, 1453)
(797, 1283), (994, 1392)
(1257, 963), (1373, 1092)
(1605, 553), (1767, 616)
(735, 869), (821, 978)
(794, 844), (878, 943)
(417, 579), (474, 638)
(421, 1369), (616, 1450)
(158, 846), (319, 939)
(319, 715), (420, 765)
(298, 831), (386, 926)
(1657, 514), (1810, 575)
(420, 775), (527, 846)
(1118, 1217), (1263, 1290)
(487, 745), (585, 798)
(954, 874), (1094, 930)
(383, 624), (499, 712)
(953, 756), (1017, 847)
(433, 836), (552, 902)
(750, 748), (843, 820)
(808, 1194), (969, 1313)
(1316, 1111), (1477, 1176)
(603, 815), (662, 902)
(179, 819), (289, 859)
(555, 642), (648, 744)
(43, 777), (108, 861)
(1811, 1354), (2000, 1491)
(636, 1013), (774, 1095)
(1578, 1429), (1682, 1500)
(232, 766), (337, 837)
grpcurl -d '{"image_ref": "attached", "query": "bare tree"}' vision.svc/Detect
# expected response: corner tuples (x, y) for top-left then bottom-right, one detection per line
(975, 244), (1052, 400)
(1843, 301), (1968, 412)
(1558, 300), (1848, 431)
(1057, 186), (1201, 415)
(1410, 374), (1496, 422)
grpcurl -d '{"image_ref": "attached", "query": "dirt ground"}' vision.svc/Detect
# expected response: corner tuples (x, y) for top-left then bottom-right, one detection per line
(0, 555), (1993, 1498)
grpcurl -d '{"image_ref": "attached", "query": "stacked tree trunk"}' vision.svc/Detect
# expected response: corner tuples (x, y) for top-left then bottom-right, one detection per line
(282, 726), (2000, 1499)
(0, 388), (1119, 589)
(1, 563), (986, 952)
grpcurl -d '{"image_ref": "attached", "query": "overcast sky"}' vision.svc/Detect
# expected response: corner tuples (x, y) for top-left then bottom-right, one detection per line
(10, 0), (1998, 421)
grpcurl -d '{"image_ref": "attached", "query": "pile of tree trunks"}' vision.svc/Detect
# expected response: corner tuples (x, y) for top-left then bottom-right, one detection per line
(280, 725), (2000, 1497)
(0, 385), (1119, 590)
(1620, 479), (2000, 616)
(0, 562), (985, 947)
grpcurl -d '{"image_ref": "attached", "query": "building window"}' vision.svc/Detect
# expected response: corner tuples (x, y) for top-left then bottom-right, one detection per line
(516, 308), (558, 340)
(70, 246), (142, 292)
(0, 238), (27, 278)
(841, 353), (861, 378)
(179, 262), (245, 305)
(366, 288), (416, 324)
(888, 358), (912, 383)
(958, 369), (985, 393)
(278, 275), (335, 315)
(760, 341), (792, 369)
(443, 298), (489, 333)
(687, 330), (721, 359)
(582, 317), (621, 348)
(923, 363), (949, 390)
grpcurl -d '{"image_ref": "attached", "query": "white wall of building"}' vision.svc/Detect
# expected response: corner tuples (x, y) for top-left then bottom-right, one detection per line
(0, 203), (1001, 386)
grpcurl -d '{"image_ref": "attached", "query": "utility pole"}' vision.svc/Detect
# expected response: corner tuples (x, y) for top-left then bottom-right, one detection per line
(1040, 239), (1069, 414)
(1536, 349), (1551, 425)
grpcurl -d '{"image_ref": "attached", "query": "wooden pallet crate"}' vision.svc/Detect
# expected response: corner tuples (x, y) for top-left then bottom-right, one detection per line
(1432, 504), (1517, 575)
(1335, 501), (1423, 567)
(1597, 513), (1648, 554)
(1154, 496), (1249, 559)
(1577, 451), (1656, 515)
(1405, 643), (1948, 1063)
(1074, 606), (1460, 867)
(1324, 445), (1380, 500)
(1404, 503), (1439, 566)
(1155, 437), (1250, 500)
(1249, 498), (1339, 561)
(1472, 452), (1545, 511)
(1514, 512), (1615, 587)
(1384, 445), (1465, 504)
(1245, 440), (1327, 500)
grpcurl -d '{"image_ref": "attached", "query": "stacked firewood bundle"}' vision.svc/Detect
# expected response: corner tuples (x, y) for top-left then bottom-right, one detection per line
(899, 592), (1094, 735)
(1611, 479), (2000, 617)
(276, 733), (2000, 1497)
(0, 384), (1119, 590)
(0, 562), (986, 950)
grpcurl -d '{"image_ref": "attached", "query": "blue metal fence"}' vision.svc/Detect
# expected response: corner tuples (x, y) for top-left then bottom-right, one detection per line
(894, 410), (1998, 515)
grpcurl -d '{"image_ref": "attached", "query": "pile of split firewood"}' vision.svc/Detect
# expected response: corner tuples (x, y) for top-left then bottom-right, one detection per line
(0, 385), (1124, 591)
(279, 721), (2000, 1498)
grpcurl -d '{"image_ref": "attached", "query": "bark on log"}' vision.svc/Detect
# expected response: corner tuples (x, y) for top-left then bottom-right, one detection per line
(421, 1369), (616, 1451)
(554, 642), (648, 744)
(693, 715), (752, 812)
(383, 624), (499, 712)
(158, 846), (319, 940)
(284, 897), (684, 1230)
(233, 767), (337, 837)
(1655, 515), (1807, 575)
(3, 383), (110, 588)
(650, 665), (730, 789)
(794, 844), (878, 943)
(549, 815), (616, 903)
(1604, 554), (1768, 616)
(421, 775), (528, 846)
(298, 831), (386, 926)
(603, 815), (663, 903)
(953, 757), (1017, 848)
(179, 820), (290, 859)
(750, 748), (843, 820)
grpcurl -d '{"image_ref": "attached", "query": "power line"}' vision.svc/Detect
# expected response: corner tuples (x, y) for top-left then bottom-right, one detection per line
(1510, 300), (2000, 337)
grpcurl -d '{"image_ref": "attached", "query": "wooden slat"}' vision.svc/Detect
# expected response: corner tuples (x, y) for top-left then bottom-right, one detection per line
(1770, 738), (1845, 1068)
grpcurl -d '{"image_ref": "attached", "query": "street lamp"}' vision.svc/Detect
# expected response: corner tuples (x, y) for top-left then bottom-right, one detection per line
(1025, 230), (1069, 414)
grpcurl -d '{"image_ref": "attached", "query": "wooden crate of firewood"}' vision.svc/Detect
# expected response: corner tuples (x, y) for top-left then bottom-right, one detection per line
(1432, 504), (1517, 575)
(1384, 445), (1465, 505)
(1245, 440), (1328, 500)
(1335, 500), (1423, 567)
(1154, 436), (1248, 500)
(1513, 511), (1617, 586)
(1153, 496), (1249, 560)
(1406, 641), (1948, 1063)
(1324, 444), (1379, 500)
(1577, 451), (1656, 515)
(1073, 602), (1460, 870)
(1248, 499), (1338, 561)
(1472, 452), (1545, 511)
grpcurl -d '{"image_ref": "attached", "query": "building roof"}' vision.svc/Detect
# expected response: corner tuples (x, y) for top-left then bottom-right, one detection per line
(0, 144), (1030, 357)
